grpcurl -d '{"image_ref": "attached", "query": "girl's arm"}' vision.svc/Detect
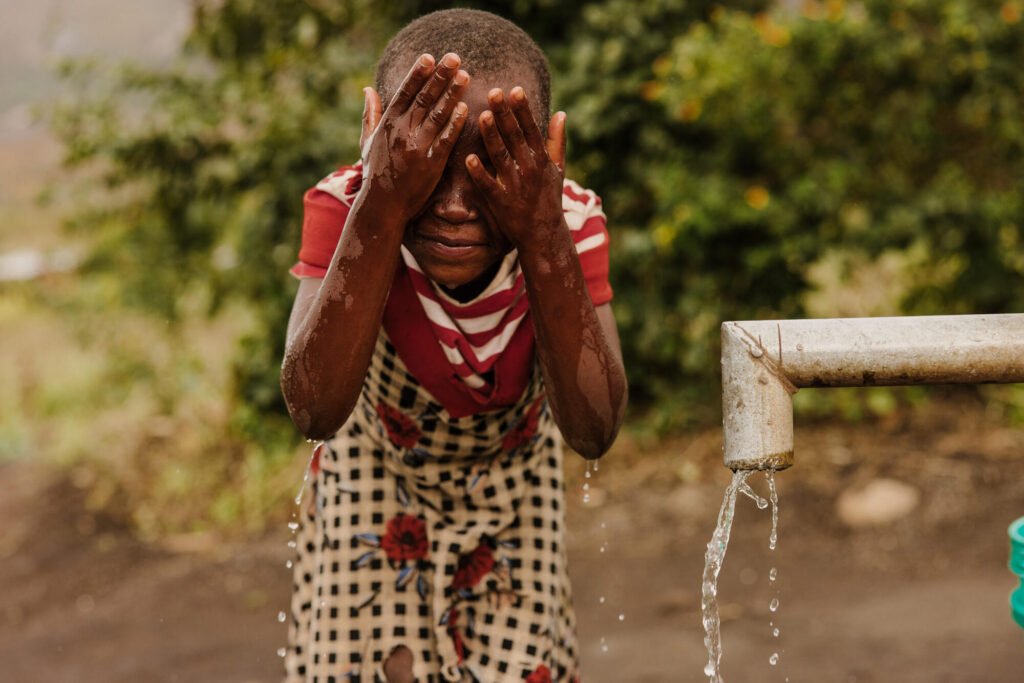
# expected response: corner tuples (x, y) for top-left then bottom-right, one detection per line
(281, 54), (471, 440)
(466, 88), (628, 459)
(519, 235), (628, 460)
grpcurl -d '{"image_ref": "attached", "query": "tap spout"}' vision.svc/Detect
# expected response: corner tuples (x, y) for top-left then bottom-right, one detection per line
(721, 313), (1024, 470)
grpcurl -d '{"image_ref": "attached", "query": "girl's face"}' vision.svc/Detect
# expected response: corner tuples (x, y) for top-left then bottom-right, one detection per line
(400, 69), (540, 289)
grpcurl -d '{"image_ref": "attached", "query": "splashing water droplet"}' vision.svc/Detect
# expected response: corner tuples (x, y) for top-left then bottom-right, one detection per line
(770, 653), (779, 666)
(277, 647), (287, 658)
(287, 540), (297, 549)
(769, 567), (778, 582)
(599, 596), (606, 604)
(295, 442), (321, 506)
(600, 636), (608, 653)
(285, 560), (293, 569)
(583, 493), (591, 504)
(617, 613), (625, 622)
(288, 522), (299, 532)
(773, 627), (780, 638)
(739, 481), (768, 509)
(278, 611), (287, 623)
(583, 482), (590, 492)
(599, 543), (607, 553)
(593, 460), (599, 472)
(769, 598), (780, 612)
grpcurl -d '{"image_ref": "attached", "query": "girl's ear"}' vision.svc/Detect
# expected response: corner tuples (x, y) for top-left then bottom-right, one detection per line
(360, 87), (383, 162)
(545, 111), (567, 174)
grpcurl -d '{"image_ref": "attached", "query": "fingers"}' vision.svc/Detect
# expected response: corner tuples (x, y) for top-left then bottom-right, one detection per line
(465, 153), (501, 199)
(422, 68), (470, 135)
(387, 54), (435, 113)
(429, 102), (470, 160)
(487, 88), (530, 161)
(411, 53), (462, 126)
(546, 111), (567, 173)
(508, 87), (546, 156)
(360, 87), (383, 159)
(478, 109), (515, 176)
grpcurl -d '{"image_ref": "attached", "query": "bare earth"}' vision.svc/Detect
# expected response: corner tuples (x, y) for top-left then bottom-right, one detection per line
(2, 396), (1023, 682)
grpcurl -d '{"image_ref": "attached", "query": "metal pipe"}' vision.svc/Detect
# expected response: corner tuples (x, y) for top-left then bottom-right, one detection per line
(721, 314), (1024, 470)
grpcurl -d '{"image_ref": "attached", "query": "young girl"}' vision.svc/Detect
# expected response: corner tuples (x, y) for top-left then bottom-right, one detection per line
(280, 9), (627, 682)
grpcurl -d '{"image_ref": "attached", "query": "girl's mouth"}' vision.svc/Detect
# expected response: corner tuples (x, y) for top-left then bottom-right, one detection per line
(420, 233), (486, 248)
(416, 235), (486, 260)
(411, 224), (491, 261)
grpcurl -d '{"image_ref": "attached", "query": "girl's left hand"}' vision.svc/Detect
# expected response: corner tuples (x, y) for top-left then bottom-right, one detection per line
(465, 87), (568, 249)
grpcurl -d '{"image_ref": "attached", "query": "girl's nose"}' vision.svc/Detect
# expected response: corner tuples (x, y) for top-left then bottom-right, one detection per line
(430, 183), (479, 224)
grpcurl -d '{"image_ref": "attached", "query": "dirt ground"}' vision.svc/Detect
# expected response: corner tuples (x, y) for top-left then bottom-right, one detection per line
(2, 394), (1023, 683)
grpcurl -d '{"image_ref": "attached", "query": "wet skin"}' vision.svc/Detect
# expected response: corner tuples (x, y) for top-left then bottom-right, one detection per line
(281, 52), (627, 460)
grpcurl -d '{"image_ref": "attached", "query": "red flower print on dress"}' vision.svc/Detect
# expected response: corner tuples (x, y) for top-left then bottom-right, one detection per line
(502, 398), (543, 452)
(381, 514), (428, 562)
(451, 543), (495, 591)
(376, 402), (422, 449)
(447, 607), (465, 664)
(525, 664), (552, 683)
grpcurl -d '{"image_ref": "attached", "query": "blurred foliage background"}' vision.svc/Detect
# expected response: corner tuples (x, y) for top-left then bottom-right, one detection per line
(5, 0), (1024, 537)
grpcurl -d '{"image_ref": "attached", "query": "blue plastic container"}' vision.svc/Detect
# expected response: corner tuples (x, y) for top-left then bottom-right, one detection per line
(1011, 517), (1024, 629)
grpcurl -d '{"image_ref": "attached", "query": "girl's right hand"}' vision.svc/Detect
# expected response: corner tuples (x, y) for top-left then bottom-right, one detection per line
(360, 53), (470, 223)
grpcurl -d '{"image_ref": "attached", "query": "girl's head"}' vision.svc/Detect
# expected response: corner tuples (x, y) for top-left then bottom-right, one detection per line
(375, 9), (552, 291)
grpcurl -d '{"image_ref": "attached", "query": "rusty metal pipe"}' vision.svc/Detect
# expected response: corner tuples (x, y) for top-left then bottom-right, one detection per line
(721, 314), (1024, 470)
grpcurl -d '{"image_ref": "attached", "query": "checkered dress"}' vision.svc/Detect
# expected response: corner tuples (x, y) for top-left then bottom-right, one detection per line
(284, 332), (578, 682)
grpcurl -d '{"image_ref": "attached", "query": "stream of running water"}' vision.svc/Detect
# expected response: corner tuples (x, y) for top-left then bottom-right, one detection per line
(701, 470), (780, 682)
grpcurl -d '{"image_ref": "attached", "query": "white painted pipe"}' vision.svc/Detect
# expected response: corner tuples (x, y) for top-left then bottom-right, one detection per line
(721, 314), (1024, 470)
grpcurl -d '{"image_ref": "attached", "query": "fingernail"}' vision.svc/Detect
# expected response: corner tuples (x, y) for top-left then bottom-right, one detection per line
(419, 54), (433, 67)
(442, 53), (459, 68)
(511, 87), (525, 102)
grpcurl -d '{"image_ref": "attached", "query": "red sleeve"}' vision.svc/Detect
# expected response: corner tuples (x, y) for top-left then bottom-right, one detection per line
(289, 165), (362, 279)
(563, 180), (613, 305)
(576, 214), (613, 306)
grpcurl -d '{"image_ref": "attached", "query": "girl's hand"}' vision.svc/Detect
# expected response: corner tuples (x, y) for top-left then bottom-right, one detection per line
(464, 87), (568, 250)
(360, 53), (471, 223)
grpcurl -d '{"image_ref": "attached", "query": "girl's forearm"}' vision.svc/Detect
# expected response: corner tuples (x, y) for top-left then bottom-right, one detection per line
(281, 188), (407, 439)
(518, 222), (628, 459)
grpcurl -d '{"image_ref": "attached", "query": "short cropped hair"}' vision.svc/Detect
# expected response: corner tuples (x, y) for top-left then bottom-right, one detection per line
(376, 9), (551, 126)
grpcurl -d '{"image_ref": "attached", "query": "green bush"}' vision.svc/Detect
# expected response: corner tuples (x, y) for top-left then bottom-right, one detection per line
(48, 0), (1024, 531)
(610, 0), (1024, 422)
